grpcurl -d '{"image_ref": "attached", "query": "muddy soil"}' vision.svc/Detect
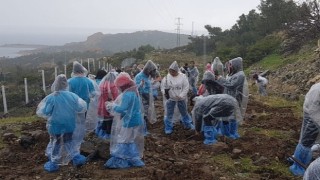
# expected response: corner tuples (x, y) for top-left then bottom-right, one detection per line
(0, 96), (302, 180)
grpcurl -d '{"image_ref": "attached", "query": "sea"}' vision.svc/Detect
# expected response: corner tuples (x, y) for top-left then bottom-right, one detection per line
(0, 47), (36, 58)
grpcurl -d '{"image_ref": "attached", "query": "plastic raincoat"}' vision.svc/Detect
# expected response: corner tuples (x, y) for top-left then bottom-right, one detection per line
(36, 74), (87, 172)
(105, 72), (145, 169)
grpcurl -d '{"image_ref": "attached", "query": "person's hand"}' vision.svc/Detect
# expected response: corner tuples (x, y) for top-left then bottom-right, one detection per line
(106, 101), (114, 112)
(177, 95), (184, 100)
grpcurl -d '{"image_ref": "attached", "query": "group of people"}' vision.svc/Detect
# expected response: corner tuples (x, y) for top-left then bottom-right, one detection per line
(36, 57), (250, 172)
(40, 56), (320, 178)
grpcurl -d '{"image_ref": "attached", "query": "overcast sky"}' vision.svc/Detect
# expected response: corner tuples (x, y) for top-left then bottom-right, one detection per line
(0, 0), (261, 45)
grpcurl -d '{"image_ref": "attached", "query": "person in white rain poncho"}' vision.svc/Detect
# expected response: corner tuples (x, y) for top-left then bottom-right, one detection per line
(36, 74), (87, 172)
(86, 74), (101, 133)
(218, 57), (248, 139)
(134, 60), (158, 134)
(289, 82), (320, 176)
(253, 73), (268, 96)
(161, 61), (195, 134)
(104, 72), (145, 169)
(192, 94), (242, 145)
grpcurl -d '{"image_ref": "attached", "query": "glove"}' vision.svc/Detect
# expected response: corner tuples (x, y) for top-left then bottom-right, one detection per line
(164, 88), (170, 99)
(105, 101), (114, 112)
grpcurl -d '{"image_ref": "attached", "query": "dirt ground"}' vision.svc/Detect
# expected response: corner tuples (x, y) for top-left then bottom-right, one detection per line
(0, 95), (302, 180)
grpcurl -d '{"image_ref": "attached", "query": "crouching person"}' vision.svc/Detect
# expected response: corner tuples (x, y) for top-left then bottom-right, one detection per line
(192, 94), (242, 145)
(104, 72), (145, 169)
(36, 74), (87, 172)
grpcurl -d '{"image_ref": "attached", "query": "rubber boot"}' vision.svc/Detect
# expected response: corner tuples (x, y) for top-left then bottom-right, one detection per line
(72, 154), (87, 167)
(215, 120), (223, 136)
(289, 143), (312, 176)
(203, 126), (217, 145)
(44, 161), (59, 172)
(221, 121), (231, 138)
(164, 116), (173, 134)
(229, 119), (240, 139)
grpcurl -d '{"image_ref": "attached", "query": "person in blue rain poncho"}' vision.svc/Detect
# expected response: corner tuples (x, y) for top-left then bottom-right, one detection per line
(218, 57), (248, 139)
(134, 60), (158, 134)
(289, 82), (320, 176)
(192, 94), (242, 145)
(68, 61), (97, 158)
(104, 72), (145, 169)
(161, 61), (195, 134)
(36, 74), (87, 172)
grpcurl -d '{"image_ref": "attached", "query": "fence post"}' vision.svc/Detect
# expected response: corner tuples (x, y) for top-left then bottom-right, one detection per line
(41, 70), (46, 94)
(2, 85), (8, 114)
(98, 61), (101, 69)
(24, 78), (29, 104)
(54, 67), (58, 77)
(106, 63), (109, 72)
(93, 59), (95, 72)
(64, 64), (67, 77)
(103, 61), (106, 70)
(87, 58), (90, 73)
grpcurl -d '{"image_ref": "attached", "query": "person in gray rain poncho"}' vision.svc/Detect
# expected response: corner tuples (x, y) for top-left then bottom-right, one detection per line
(188, 61), (199, 105)
(303, 157), (320, 180)
(201, 71), (224, 95)
(218, 57), (248, 139)
(104, 72), (144, 169)
(68, 61), (97, 157)
(211, 57), (224, 78)
(36, 74), (87, 172)
(134, 60), (158, 134)
(289, 82), (320, 176)
(192, 94), (241, 145)
(161, 61), (195, 134)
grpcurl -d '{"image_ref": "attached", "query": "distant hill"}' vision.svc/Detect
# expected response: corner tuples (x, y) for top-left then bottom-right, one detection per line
(31, 30), (190, 54)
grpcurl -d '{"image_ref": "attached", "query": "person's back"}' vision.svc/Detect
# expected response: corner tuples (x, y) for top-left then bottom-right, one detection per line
(36, 74), (87, 172)
(44, 91), (82, 134)
(115, 89), (143, 127)
(68, 61), (95, 105)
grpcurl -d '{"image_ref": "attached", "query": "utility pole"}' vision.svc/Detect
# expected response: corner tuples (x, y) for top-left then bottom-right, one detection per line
(175, 17), (182, 47)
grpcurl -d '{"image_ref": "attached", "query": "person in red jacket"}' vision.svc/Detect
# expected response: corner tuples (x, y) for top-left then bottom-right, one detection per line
(96, 72), (119, 139)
